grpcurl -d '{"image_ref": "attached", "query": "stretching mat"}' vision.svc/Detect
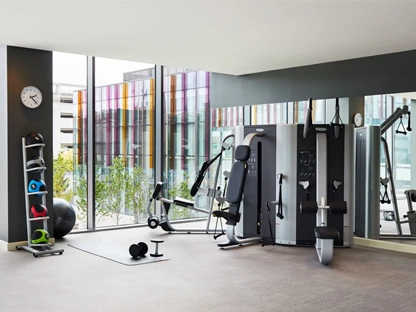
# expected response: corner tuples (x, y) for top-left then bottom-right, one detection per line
(68, 242), (169, 266)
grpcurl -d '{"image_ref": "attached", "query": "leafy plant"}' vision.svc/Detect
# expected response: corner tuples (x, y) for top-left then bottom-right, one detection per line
(125, 165), (149, 223)
(106, 157), (128, 225)
(168, 172), (192, 220)
(75, 166), (110, 227)
(53, 150), (74, 202)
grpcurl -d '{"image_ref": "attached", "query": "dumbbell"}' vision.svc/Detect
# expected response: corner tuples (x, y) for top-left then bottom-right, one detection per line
(129, 242), (148, 259)
(150, 239), (164, 257)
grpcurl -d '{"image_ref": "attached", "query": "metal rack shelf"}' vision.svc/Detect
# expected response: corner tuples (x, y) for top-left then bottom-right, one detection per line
(28, 217), (49, 222)
(28, 191), (48, 196)
(26, 167), (47, 173)
(20, 137), (64, 257)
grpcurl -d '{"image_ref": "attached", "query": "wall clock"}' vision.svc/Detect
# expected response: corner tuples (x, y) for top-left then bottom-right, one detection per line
(353, 113), (363, 127)
(20, 86), (43, 109)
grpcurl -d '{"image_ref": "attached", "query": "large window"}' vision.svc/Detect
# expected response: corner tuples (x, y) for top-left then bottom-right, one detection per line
(93, 58), (155, 228)
(72, 58), (155, 229)
(52, 51), (86, 232)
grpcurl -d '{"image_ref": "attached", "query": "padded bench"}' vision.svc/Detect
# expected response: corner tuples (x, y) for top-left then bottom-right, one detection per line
(212, 210), (240, 225)
(173, 197), (195, 208)
(314, 226), (339, 240)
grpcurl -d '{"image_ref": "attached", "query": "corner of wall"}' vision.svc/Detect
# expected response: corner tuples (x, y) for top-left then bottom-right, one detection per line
(0, 45), (8, 242)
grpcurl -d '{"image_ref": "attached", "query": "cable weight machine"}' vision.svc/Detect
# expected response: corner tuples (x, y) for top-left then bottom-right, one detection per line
(378, 105), (413, 237)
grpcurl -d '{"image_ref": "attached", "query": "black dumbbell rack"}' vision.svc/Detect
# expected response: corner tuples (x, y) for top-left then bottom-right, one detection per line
(17, 137), (64, 257)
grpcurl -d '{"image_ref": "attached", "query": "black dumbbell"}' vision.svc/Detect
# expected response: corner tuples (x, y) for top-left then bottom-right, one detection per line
(150, 239), (164, 257)
(129, 242), (148, 259)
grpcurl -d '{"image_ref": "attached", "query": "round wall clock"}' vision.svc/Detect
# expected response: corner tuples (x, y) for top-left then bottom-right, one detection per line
(20, 86), (43, 109)
(353, 113), (363, 127)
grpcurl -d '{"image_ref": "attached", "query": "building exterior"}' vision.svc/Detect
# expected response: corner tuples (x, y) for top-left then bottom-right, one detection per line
(53, 82), (85, 157)
(72, 68), (213, 225)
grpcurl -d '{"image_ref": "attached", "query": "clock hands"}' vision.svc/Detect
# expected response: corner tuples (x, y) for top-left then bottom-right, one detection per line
(30, 95), (38, 105)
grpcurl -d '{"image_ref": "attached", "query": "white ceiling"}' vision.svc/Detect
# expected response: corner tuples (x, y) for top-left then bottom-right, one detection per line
(1, 0), (416, 75)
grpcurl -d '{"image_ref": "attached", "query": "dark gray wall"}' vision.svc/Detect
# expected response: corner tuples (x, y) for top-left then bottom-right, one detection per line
(211, 50), (416, 108)
(0, 46), (8, 241)
(5, 46), (53, 243)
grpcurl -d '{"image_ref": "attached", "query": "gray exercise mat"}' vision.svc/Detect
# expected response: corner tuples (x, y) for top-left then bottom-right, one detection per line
(67, 242), (169, 266)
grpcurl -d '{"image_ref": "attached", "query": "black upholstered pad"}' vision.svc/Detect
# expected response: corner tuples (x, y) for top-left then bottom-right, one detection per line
(329, 201), (347, 214)
(314, 226), (339, 239)
(173, 197), (194, 208)
(234, 145), (250, 161)
(152, 182), (163, 199)
(212, 210), (235, 219)
(226, 162), (247, 204)
(300, 201), (318, 214)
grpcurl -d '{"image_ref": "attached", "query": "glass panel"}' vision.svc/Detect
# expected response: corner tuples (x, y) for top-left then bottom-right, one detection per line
(196, 87), (208, 123)
(314, 99), (326, 123)
(163, 67), (210, 221)
(364, 95), (387, 126)
(94, 57), (155, 228)
(238, 106), (244, 125)
(251, 103), (289, 125)
(196, 71), (209, 88)
(52, 51), (87, 232)
(186, 71), (197, 89)
(186, 89), (196, 123)
(296, 101), (308, 124)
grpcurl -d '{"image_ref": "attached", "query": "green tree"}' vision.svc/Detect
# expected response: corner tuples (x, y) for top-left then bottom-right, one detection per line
(75, 166), (110, 227)
(125, 165), (149, 223)
(53, 150), (74, 202)
(168, 172), (192, 220)
(106, 157), (128, 225)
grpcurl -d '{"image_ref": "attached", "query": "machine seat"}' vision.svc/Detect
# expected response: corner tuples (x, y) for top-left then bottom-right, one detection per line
(212, 210), (240, 223)
(173, 197), (194, 208)
(314, 226), (339, 239)
(212, 210), (234, 219)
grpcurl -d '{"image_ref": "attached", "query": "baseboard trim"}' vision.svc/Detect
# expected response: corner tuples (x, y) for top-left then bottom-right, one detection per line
(354, 237), (416, 255)
(0, 238), (56, 251)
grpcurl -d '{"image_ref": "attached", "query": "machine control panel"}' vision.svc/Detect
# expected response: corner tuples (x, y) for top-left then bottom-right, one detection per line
(247, 150), (257, 176)
(298, 150), (315, 178)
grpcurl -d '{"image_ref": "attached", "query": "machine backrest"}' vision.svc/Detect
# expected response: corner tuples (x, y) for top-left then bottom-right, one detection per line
(152, 182), (163, 199)
(411, 191), (416, 202)
(226, 145), (250, 205)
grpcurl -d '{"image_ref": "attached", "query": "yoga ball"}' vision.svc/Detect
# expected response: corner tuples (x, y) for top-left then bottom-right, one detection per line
(53, 198), (76, 239)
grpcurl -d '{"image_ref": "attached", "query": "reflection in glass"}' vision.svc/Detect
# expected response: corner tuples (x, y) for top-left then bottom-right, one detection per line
(365, 94), (412, 234)
(393, 97), (411, 191)
(252, 103), (289, 125)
